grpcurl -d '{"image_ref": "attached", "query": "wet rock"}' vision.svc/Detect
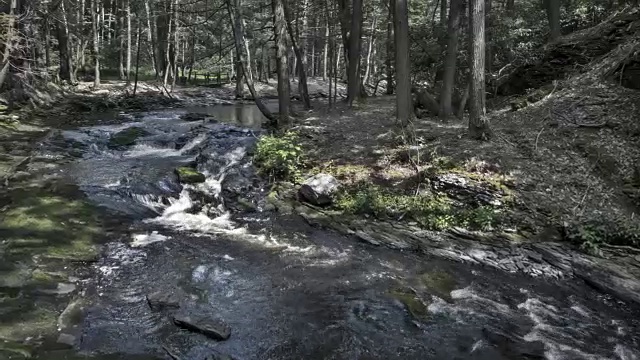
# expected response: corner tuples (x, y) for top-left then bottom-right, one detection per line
(205, 352), (236, 360)
(56, 333), (76, 348)
(175, 167), (206, 184)
(180, 112), (207, 122)
(108, 127), (149, 149)
(298, 173), (339, 206)
(38, 282), (77, 295)
(58, 299), (87, 331)
(173, 312), (231, 340)
(147, 291), (181, 311)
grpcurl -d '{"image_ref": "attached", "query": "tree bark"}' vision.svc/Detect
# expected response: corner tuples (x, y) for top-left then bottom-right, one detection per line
(272, 0), (291, 126)
(362, 12), (377, 88)
(394, 0), (412, 128)
(385, 0), (394, 95)
(468, 0), (490, 140)
(134, 23), (142, 95)
(126, 0), (132, 80)
(0, 0), (17, 89)
(145, 0), (158, 77)
(282, 0), (311, 109)
(323, 9), (329, 80)
(545, 0), (561, 41)
(92, 0), (101, 86)
(440, 0), (447, 27)
(346, 0), (363, 106)
(439, 0), (463, 117)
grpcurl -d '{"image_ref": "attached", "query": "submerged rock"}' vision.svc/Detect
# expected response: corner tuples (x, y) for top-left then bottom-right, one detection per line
(298, 173), (339, 206)
(175, 166), (206, 184)
(180, 112), (207, 122)
(147, 291), (181, 311)
(107, 127), (149, 148)
(173, 312), (231, 340)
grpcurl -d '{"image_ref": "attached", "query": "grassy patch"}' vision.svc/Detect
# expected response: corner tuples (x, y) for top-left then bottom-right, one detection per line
(333, 182), (500, 231)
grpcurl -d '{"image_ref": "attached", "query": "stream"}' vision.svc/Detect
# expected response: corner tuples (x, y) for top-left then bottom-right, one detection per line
(28, 104), (640, 360)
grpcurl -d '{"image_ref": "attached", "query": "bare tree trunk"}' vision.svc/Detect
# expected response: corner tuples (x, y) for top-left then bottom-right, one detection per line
(272, 0), (291, 126)
(439, 0), (463, 117)
(226, 0), (275, 121)
(394, 0), (412, 128)
(118, 0), (125, 79)
(134, 23), (142, 95)
(440, 0), (447, 27)
(0, 0), (17, 89)
(346, 0), (363, 106)
(323, 9), (329, 80)
(468, 0), (490, 140)
(162, 0), (174, 87)
(282, 0), (311, 109)
(171, 0), (179, 89)
(126, 0), (132, 80)
(485, 0), (492, 74)
(232, 0), (244, 97)
(362, 11), (377, 87)
(145, 0), (158, 77)
(92, 0), (101, 86)
(385, 0), (394, 95)
(44, 18), (51, 81)
(545, 0), (560, 41)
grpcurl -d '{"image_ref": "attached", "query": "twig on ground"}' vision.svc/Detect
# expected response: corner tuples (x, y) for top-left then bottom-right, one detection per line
(573, 182), (593, 215)
(534, 126), (545, 152)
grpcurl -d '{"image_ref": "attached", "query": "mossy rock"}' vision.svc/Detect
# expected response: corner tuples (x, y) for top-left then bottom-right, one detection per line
(107, 127), (149, 148)
(175, 167), (205, 184)
(388, 287), (429, 319)
(419, 270), (457, 302)
(527, 84), (556, 103)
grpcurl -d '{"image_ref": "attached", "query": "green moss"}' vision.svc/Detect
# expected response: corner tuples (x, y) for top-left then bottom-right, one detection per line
(419, 270), (457, 302)
(388, 287), (429, 319)
(174, 166), (206, 184)
(0, 341), (33, 359)
(510, 97), (528, 111)
(107, 127), (149, 148)
(0, 307), (58, 341)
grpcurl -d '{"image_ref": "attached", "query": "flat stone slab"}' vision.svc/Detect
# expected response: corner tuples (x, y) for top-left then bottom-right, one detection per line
(146, 291), (181, 311)
(173, 312), (231, 340)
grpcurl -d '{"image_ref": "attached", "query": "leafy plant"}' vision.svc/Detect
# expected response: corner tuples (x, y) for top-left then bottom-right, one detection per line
(254, 132), (304, 182)
(564, 216), (640, 255)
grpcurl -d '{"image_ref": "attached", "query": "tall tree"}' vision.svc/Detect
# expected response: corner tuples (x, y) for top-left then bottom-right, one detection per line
(92, 0), (101, 86)
(394, 0), (412, 128)
(272, 0), (290, 126)
(282, 0), (311, 109)
(346, 0), (363, 106)
(468, 0), (491, 140)
(439, 0), (463, 117)
(385, 0), (394, 95)
(545, 0), (561, 41)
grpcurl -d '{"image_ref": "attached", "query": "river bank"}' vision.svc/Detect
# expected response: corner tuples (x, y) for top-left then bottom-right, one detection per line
(1, 80), (639, 360)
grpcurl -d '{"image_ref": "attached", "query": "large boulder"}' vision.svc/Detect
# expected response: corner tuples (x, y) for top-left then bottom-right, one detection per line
(108, 127), (149, 149)
(298, 173), (339, 206)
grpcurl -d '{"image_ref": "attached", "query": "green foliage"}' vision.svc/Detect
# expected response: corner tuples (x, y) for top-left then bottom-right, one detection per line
(334, 183), (499, 231)
(564, 216), (640, 254)
(254, 132), (304, 182)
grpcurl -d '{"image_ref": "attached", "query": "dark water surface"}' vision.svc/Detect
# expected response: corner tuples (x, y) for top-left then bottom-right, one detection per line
(32, 105), (640, 360)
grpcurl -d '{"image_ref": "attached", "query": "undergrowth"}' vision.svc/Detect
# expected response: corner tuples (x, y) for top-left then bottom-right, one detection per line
(254, 131), (304, 182)
(564, 216), (640, 255)
(334, 183), (499, 231)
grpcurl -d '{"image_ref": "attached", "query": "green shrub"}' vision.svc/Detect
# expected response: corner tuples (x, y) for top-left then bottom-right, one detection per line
(334, 183), (499, 231)
(564, 217), (640, 255)
(254, 132), (303, 182)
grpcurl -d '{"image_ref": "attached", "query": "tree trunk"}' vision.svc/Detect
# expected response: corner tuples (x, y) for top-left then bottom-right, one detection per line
(438, 0), (463, 117)
(282, 0), (311, 109)
(162, 0), (174, 87)
(545, 0), (561, 41)
(346, 0), (363, 106)
(126, 0), (132, 80)
(323, 11), (329, 80)
(362, 12), (377, 87)
(232, 0), (244, 97)
(485, 0), (492, 74)
(440, 0), (447, 27)
(0, 0), (17, 89)
(92, 0), (101, 86)
(226, 0), (276, 122)
(118, 0), (125, 79)
(145, 0), (158, 77)
(385, 0), (394, 95)
(133, 23), (142, 95)
(272, 0), (291, 126)
(468, 0), (490, 140)
(394, 0), (412, 128)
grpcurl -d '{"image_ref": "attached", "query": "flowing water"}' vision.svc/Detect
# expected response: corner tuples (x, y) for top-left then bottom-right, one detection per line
(32, 105), (640, 360)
